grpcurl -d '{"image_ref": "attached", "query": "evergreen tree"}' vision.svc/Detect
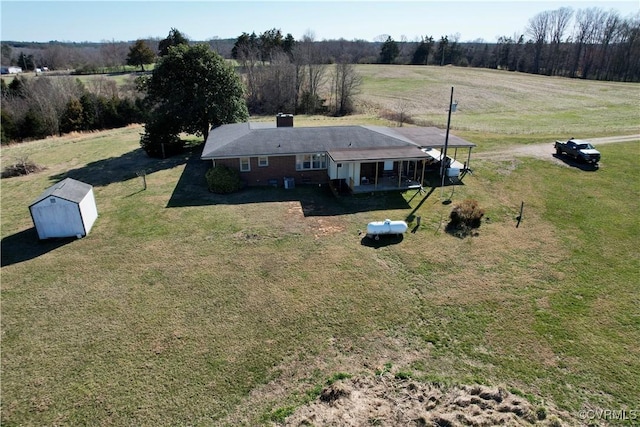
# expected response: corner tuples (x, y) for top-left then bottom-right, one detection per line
(158, 28), (189, 56)
(379, 36), (399, 64)
(411, 36), (434, 64)
(126, 40), (156, 72)
(60, 98), (84, 133)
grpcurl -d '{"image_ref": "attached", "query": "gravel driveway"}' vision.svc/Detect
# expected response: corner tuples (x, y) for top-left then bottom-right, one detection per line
(473, 134), (639, 162)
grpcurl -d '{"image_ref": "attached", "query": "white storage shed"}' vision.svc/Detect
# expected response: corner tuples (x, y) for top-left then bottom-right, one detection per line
(29, 178), (98, 240)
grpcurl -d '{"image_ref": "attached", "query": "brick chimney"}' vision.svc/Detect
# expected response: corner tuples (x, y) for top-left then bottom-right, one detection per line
(276, 113), (294, 127)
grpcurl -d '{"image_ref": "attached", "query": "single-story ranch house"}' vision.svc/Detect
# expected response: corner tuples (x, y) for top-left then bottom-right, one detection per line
(201, 114), (476, 193)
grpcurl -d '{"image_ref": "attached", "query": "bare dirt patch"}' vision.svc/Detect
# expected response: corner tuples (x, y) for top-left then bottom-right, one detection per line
(285, 377), (573, 426)
(283, 201), (346, 238)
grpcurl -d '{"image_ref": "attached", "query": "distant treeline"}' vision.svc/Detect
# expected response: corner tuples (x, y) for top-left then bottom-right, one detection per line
(1, 75), (146, 144)
(1, 6), (638, 145)
(2, 6), (638, 82)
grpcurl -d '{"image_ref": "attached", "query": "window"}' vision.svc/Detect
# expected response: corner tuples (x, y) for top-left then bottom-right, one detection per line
(258, 156), (269, 167)
(296, 153), (326, 171)
(239, 157), (251, 172)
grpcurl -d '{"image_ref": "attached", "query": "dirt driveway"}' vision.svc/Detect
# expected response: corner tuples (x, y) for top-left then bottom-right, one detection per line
(473, 134), (639, 162)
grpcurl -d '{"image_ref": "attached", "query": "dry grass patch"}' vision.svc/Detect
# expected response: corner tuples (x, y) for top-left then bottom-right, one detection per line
(356, 65), (640, 138)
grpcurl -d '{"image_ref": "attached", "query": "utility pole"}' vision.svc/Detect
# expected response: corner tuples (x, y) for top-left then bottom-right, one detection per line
(440, 86), (454, 200)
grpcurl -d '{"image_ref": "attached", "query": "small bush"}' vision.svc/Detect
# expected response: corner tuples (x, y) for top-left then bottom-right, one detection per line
(1, 156), (44, 178)
(536, 406), (547, 420)
(206, 165), (243, 194)
(446, 199), (485, 237)
(139, 131), (182, 158)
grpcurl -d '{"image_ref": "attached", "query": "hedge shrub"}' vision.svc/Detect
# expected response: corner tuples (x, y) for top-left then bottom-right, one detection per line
(206, 165), (243, 194)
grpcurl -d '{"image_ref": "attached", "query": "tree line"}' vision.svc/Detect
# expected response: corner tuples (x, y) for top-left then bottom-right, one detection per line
(1, 74), (146, 144)
(230, 29), (362, 116)
(1, 6), (637, 147)
(3, 6), (637, 81)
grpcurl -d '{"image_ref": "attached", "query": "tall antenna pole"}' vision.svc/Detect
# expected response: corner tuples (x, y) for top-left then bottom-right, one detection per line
(440, 86), (454, 200)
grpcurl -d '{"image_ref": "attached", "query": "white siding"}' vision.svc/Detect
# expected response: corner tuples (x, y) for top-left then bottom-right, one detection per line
(328, 158), (351, 180)
(31, 197), (85, 239)
(78, 189), (98, 234)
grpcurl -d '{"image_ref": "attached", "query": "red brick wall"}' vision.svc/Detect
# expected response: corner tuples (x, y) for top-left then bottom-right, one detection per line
(212, 156), (328, 187)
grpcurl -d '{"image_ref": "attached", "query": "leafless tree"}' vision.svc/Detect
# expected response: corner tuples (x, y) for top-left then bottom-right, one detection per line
(393, 99), (414, 126)
(571, 7), (607, 77)
(546, 7), (574, 75)
(87, 76), (119, 98)
(100, 39), (128, 71)
(38, 44), (73, 70)
(330, 58), (362, 116)
(526, 10), (550, 74)
(616, 14), (640, 81)
(592, 10), (623, 80)
(259, 51), (297, 113)
(293, 31), (328, 113)
(234, 37), (263, 110)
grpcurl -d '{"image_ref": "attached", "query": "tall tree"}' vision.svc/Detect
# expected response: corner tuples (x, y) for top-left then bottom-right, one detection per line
(100, 39), (128, 71)
(331, 58), (362, 116)
(436, 36), (449, 65)
(547, 7), (573, 75)
(259, 28), (284, 62)
(595, 11), (622, 80)
(141, 43), (248, 157)
(411, 36), (434, 65)
(126, 40), (155, 72)
(17, 52), (35, 71)
(1, 43), (12, 66)
(526, 11), (550, 74)
(283, 33), (296, 58)
(571, 7), (605, 78)
(158, 28), (189, 56)
(379, 36), (399, 63)
(293, 31), (328, 114)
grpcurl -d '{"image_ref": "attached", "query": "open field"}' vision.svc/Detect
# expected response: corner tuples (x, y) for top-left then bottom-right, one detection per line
(1, 68), (639, 425)
(356, 65), (640, 149)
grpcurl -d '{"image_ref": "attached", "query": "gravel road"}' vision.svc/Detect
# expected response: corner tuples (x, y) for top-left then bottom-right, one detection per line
(473, 134), (639, 162)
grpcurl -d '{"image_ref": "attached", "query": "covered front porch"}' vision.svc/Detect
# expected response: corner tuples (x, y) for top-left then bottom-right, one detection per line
(327, 146), (434, 194)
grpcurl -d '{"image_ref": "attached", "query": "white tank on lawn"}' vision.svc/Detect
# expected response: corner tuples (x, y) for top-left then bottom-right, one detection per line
(366, 219), (408, 239)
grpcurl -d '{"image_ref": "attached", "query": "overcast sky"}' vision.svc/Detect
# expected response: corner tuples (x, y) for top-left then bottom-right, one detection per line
(1, 1), (638, 43)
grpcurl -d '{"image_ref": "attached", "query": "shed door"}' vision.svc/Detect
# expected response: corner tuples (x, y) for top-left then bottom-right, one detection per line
(31, 198), (84, 239)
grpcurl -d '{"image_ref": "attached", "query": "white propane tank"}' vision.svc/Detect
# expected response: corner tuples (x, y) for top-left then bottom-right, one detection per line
(366, 219), (408, 238)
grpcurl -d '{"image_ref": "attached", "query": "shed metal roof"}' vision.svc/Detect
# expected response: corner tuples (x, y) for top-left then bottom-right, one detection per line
(30, 178), (92, 206)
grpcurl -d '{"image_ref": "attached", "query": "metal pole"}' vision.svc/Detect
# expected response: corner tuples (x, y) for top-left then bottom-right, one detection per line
(440, 86), (454, 199)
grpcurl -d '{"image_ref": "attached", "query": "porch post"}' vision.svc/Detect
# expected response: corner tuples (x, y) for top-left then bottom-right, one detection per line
(467, 148), (472, 170)
(375, 162), (379, 189)
(420, 160), (426, 186)
(397, 160), (403, 188)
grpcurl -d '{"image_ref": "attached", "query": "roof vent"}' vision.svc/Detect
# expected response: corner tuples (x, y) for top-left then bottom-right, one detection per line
(276, 113), (294, 128)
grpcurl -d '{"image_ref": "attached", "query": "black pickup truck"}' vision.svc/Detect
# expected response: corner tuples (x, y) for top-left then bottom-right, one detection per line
(554, 138), (601, 164)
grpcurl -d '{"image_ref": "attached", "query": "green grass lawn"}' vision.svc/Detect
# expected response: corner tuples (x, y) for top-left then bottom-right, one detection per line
(1, 67), (639, 426)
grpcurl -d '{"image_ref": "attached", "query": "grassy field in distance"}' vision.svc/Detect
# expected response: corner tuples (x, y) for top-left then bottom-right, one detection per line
(1, 66), (638, 425)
